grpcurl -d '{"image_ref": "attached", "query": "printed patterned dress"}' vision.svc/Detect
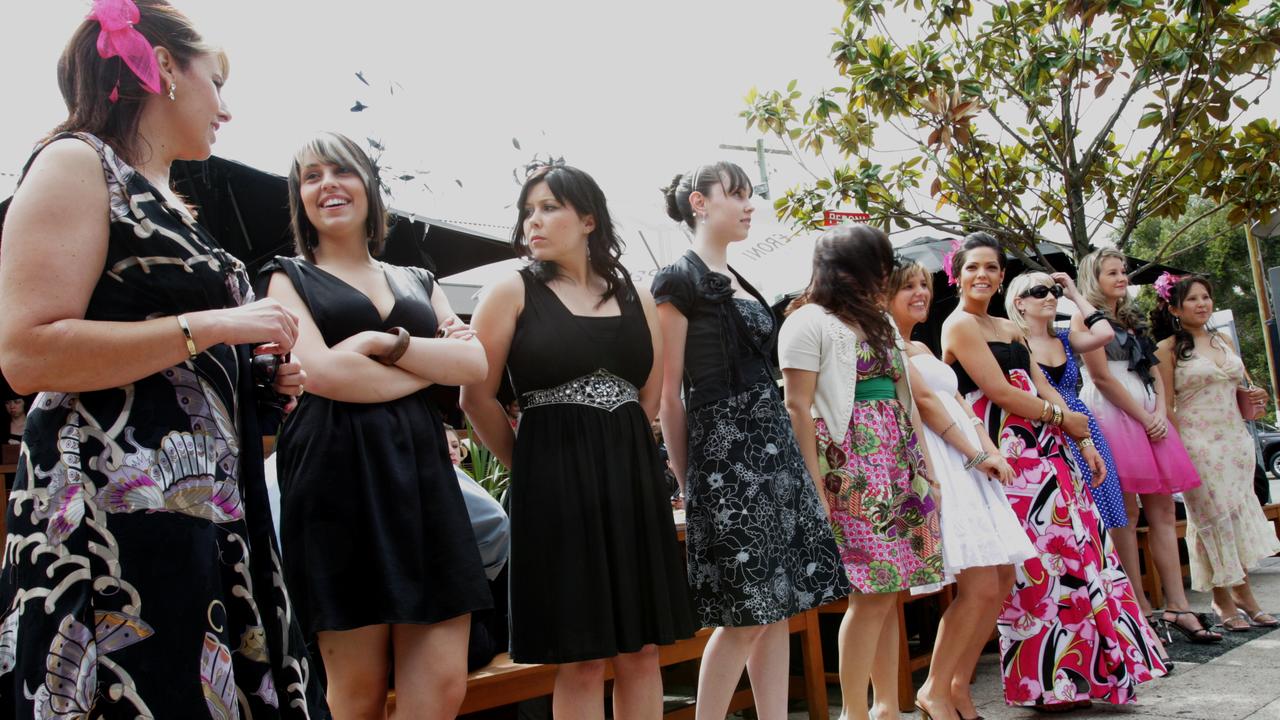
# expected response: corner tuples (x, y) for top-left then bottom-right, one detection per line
(0, 133), (321, 718)
(1172, 344), (1280, 591)
(815, 342), (944, 593)
(683, 299), (850, 627)
(1039, 329), (1126, 529)
(954, 341), (1165, 708)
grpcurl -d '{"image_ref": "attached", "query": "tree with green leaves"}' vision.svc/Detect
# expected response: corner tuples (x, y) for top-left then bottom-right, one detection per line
(742, 0), (1280, 267)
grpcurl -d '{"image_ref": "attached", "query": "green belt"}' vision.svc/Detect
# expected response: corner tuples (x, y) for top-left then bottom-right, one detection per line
(855, 375), (896, 401)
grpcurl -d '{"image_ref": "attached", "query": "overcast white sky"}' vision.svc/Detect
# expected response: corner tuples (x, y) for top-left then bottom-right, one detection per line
(1, 2), (858, 238)
(5, 1), (1273, 288)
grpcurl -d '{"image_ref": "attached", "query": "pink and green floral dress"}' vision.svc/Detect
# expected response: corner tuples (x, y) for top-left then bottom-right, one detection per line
(815, 341), (944, 594)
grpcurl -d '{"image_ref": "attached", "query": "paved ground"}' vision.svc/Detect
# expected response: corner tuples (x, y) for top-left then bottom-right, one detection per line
(789, 537), (1280, 720)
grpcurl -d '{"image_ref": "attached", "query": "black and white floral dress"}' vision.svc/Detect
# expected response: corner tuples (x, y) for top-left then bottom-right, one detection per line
(653, 252), (848, 627)
(0, 133), (322, 718)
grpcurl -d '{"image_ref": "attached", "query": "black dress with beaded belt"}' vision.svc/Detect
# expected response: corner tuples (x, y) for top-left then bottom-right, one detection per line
(505, 269), (695, 663)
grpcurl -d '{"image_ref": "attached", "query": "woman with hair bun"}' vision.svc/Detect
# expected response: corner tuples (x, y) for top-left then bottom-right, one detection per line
(653, 162), (848, 720)
(944, 234), (1164, 712)
(1152, 274), (1279, 630)
(781, 226), (945, 720)
(1076, 248), (1217, 643)
(0, 1), (319, 716)
(463, 164), (694, 719)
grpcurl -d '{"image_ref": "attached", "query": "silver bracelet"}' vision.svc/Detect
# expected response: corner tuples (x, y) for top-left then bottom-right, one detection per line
(963, 450), (988, 471)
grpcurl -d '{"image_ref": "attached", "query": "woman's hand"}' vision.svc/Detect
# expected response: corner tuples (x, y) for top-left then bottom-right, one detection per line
(1082, 445), (1107, 486)
(202, 298), (300, 351)
(1143, 411), (1168, 440)
(1061, 409), (1090, 439)
(1050, 272), (1079, 301)
(979, 454), (1016, 485)
(1248, 386), (1269, 406)
(438, 316), (477, 341)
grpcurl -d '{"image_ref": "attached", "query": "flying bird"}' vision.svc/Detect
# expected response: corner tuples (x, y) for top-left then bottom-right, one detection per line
(397, 174), (415, 181)
(367, 137), (385, 152)
(454, 179), (464, 188)
(355, 71), (369, 86)
(351, 101), (368, 112)
(512, 137), (522, 150)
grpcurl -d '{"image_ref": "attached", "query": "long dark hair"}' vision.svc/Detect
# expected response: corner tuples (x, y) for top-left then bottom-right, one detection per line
(513, 165), (629, 306)
(789, 225), (897, 361)
(51, 0), (222, 166)
(662, 162), (754, 229)
(1151, 274), (1213, 364)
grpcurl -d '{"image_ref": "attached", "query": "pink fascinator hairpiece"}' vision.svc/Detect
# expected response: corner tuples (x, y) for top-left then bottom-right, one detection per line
(1153, 271), (1180, 302)
(941, 238), (963, 286)
(88, 0), (162, 102)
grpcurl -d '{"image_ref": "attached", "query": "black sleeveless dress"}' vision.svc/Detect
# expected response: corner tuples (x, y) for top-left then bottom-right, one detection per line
(270, 257), (491, 635)
(506, 269), (695, 663)
(0, 133), (322, 718)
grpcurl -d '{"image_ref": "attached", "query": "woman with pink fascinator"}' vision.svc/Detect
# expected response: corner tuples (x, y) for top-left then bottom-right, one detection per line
(0, 1), (321, 716)
(1152, 273), (1279, 631)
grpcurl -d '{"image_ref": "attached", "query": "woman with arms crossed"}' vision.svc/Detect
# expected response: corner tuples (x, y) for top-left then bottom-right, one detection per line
(0, 1), (318, 715)
(267, 132), (492, 719)
(462, 164), (693, 720)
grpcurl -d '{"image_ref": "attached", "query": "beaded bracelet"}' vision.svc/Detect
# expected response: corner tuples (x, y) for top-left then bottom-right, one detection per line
(939, 420), (957, 438)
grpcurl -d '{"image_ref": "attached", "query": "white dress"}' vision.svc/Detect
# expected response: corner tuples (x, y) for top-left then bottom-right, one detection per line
(911, 353), (1036, 573)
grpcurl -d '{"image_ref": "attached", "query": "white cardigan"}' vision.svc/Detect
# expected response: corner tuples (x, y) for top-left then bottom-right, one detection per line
(778, 303), (913, 443)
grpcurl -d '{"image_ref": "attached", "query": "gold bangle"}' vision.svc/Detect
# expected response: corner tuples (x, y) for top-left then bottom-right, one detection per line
(1052, 405), (1063, 426)
(176, 314), (197, 360)
(1078, 437), (1095, 449)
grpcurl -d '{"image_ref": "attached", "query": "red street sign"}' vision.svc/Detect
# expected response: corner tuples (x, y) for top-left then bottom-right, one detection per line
(822, 210), (871, 226)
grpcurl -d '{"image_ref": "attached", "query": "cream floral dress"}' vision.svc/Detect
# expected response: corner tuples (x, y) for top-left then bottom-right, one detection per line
(1172, 341), (1280, 591)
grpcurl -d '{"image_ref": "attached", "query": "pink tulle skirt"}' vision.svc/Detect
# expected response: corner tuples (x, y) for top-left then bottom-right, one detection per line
(1079, 361), (1201, 495)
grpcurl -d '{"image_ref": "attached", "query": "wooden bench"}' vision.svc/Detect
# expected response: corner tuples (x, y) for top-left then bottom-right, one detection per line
(1135, 502), (1280, 608)
(388, 610), (830, 719)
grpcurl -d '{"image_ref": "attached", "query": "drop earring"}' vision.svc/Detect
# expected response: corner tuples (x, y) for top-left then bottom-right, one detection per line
(168, 82), (176, 101)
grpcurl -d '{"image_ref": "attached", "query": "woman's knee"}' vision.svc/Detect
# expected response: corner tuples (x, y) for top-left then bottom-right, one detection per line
(612, 645), (660, 676)
(559, 659), (608, 688)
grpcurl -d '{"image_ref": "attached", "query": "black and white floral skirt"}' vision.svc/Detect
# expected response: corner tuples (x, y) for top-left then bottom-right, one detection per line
(683, 381), (850, 627)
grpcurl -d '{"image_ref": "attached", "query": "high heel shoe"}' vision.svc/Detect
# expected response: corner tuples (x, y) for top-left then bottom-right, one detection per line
(914, 701), (935, 719)
(1162, 610), (1223, 644)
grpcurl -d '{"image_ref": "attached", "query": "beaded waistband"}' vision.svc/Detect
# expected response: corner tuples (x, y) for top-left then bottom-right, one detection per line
(520, 369), (639, 412)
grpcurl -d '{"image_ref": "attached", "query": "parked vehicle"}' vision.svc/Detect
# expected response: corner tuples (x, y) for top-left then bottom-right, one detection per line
(1258, 422), (1280, 478)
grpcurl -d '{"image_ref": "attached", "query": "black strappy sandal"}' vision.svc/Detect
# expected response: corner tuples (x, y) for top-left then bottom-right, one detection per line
(1163, 610), (1223, 644)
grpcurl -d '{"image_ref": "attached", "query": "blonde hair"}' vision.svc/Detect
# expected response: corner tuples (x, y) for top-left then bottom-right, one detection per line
(1005, 271), (1055, 337)
(887, 260), (932, 299)
(1077, 248), (1143, 330)
(287, 132), (388, 262)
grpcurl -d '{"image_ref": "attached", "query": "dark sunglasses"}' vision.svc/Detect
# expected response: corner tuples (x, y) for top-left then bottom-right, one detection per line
(1020, 284), (1064, 300)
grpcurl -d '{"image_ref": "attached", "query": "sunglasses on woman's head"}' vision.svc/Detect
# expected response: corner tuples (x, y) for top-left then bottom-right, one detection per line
(1020, 284), (1063, 299)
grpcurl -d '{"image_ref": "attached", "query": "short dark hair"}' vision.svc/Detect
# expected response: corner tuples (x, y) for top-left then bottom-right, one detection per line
(287, 132), (388, 262)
